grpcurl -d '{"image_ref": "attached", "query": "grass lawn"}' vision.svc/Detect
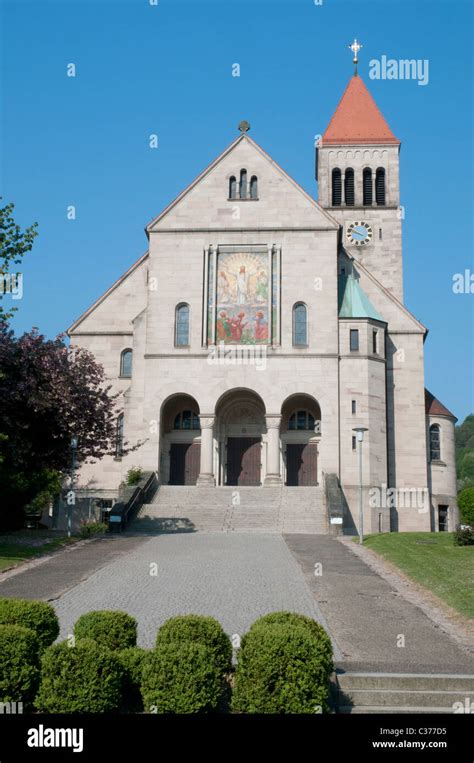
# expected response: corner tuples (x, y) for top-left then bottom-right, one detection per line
(0, 530), (79, 572)
(362, 532), (473, 618)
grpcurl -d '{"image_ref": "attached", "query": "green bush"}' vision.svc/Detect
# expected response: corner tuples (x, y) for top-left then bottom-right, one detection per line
(35, 639), (124, 713)
(454, 525), (474, 546)
(0, 597), (59, 652)
(155, 615), (232, 675)
(116, 647), (148, 712)
(74, 610), (137, 650)
(141, 641), (223, 713)
(232, 619), (333, 714)
(248, 611), (333, 673)
(126, 467), (144, 486)
(79, 521), (108, 538)
(0, 624), (40, 706)
(458, 488), (474, 526)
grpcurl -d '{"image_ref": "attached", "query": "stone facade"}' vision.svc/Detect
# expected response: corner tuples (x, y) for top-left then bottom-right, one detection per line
(68, 76), (457, 534)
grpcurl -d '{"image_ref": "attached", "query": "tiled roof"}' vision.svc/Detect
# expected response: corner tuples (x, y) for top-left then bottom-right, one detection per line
(322, 75), (400, 146)
(425, 389), (457, 420)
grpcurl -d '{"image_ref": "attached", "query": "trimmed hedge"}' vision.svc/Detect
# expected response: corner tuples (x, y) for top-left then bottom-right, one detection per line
(116, 647), (148, 712)
(79, 522), (108, 538)
(248, 611), (333, 672)
(0, 598), (59, 652)
(74, 610), (137, 650)
(155, 615), (232, 674)
(454, 525), (474, 546)
(35, 639), (124, 713)
(232, 619), (333, 714)
(141, 641), (223, 713)
(0, 624), (40, 706)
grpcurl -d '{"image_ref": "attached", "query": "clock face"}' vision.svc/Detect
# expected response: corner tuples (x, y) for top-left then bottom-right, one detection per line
(346, 221), (373, 247)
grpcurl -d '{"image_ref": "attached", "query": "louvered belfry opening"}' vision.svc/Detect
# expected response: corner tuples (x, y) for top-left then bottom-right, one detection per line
(363, 167), (373, 206)
(344, 168), (355, 206)
(332, 168), (342, 206)
(376, 167), (386, 206)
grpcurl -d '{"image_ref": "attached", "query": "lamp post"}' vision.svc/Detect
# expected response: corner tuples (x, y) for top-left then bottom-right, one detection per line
(69, 436), (78, 538)
(352, 427), (368, 544)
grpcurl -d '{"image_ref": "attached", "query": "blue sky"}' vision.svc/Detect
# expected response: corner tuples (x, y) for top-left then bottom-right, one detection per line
(1, 0), (473, 421)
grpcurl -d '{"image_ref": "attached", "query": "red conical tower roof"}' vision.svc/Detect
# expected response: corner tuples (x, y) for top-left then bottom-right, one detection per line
(322, 75), (400, 145)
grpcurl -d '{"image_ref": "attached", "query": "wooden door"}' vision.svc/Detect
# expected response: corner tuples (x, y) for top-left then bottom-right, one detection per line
(169, 443), (201, 485)
(227, 437), (261, 486)
(286, 443), (318, 486)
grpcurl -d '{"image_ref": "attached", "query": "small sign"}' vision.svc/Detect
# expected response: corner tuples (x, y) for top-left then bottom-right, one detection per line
(109, 516), (122, 523)
(330, 517), (343, 525)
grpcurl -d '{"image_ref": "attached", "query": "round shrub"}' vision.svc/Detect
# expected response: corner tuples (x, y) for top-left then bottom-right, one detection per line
(74, 610), (137, 650)
(232, 621), (332, 714)
(0, 597), (59, 652)
(35, 639), (124, 713)
(0, 624), (40, 706)
(116, 647), (148, 712)
(155, 615), (232, 674)
(141, 641), (223, 713)
(458, 487), (474, 526)
(248, 611), (333, 672)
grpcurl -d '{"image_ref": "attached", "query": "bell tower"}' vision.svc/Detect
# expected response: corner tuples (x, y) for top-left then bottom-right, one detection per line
(317, 41), (403, 301)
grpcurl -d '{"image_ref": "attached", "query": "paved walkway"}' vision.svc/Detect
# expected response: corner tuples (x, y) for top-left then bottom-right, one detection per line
(284, 535), (474, 673)
(0, 531), (471, 673)
(0, 533), (332, 650)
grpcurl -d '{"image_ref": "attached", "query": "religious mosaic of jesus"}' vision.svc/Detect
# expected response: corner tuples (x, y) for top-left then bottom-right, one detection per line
(215, 252), (270, 344)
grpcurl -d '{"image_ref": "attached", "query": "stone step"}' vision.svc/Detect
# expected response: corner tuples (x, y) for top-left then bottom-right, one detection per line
(337, 672), (474, 692)
(338, 706), (457, 714)
(132, 484), (327, 534)
(334, 672), (474, 714)
(337, 689), (474, 708)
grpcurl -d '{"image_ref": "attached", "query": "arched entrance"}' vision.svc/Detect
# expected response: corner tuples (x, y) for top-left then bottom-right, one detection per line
(281, 394), (321, 486)
(160, 394), (201, 485)
(215, 390), (266, 486)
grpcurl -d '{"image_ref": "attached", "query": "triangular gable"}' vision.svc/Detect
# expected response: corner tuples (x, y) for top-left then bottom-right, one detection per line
(146, 133), (340, 231)
(68, 251), (149, 334)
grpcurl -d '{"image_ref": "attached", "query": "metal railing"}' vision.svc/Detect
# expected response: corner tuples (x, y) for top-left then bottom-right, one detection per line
(108, 471), (158, 532)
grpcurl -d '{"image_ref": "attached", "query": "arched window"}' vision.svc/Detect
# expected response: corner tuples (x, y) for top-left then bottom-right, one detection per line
(293, 303), (308, 346)
(173, 410), (200, 430)
(250, 175), (258, 199)
(332, 168), (342, 206)
(239, 169), (247, 199)
(175, 303), (190, 346)
(429, 424), (441, 461)
(288, 410), (316, 431)
(120, 349), (132, 378)
(363, 168), (373, 206)
(375, 167), (386, 206)
(116, 413), (124, 457)
(229, 176), (237, 199)
(344, 168), (355, 206)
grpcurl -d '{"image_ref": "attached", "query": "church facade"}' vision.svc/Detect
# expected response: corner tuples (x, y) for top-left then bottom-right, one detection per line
(68, 73), (458, 534)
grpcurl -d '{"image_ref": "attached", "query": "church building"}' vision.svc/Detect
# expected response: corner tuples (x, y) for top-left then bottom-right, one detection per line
(68, 66), (458, 534)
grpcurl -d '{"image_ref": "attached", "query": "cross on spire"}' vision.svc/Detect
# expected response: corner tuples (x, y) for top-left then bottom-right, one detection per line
(348, 38), (363, 76)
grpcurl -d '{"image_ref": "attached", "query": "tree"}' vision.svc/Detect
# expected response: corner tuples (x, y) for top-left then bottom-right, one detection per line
(458, 488), (474, 526)
(455, 414), (474, 489)
(0, 324), (124, 530)
(0, 200), (38, 321)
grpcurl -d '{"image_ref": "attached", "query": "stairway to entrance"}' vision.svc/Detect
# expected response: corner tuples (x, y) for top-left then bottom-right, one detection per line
(131, 485), (328, 534)
(333, 671), (474, 713)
